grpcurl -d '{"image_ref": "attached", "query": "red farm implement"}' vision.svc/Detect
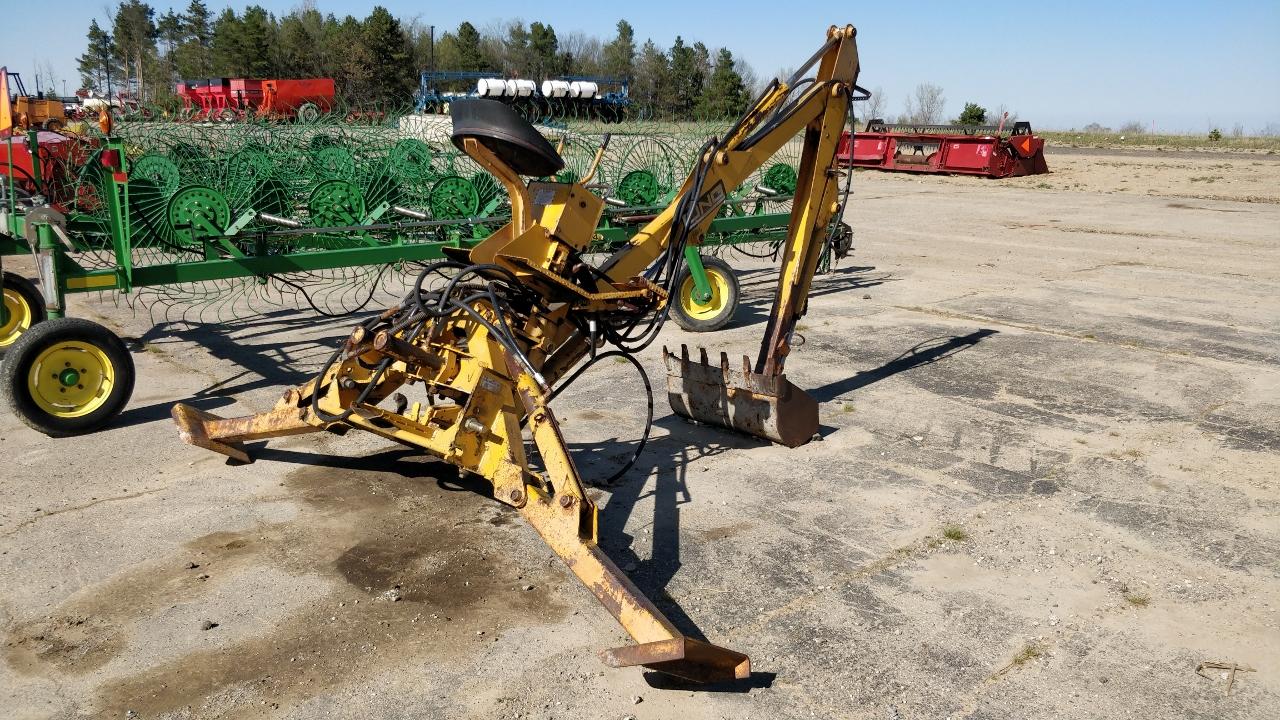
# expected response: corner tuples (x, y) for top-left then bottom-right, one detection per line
(838, 118), (1048, 178)
(175, 78), (334, 122)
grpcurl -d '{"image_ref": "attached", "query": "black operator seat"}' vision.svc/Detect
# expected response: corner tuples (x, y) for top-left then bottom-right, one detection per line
(450, 99), (564, 177)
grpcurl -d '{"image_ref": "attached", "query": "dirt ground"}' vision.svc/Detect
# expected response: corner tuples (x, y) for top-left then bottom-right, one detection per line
(2, 147), (1277, 719)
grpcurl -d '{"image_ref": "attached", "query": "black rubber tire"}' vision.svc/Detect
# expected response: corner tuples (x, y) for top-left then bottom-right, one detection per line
(1, 317), (135, 437)
(670, 255), (740, 333)
(1, 272), (47, 351)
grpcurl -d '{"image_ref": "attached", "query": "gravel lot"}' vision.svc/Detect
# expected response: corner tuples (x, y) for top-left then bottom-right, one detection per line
(2, 147), (1277, 719)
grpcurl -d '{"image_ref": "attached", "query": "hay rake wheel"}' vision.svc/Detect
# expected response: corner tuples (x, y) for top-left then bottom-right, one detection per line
(310, 145), (357, 181)
(222, 146), (279, 218)
(429, 175), (480, 220)
(388, 138), (436, 184)
(613, 135), (679, 207)
(127, 154), (184, 248)
(308, 179), (367, 228)
(130, 154), (181, 196)
(168, 186), (231, 247)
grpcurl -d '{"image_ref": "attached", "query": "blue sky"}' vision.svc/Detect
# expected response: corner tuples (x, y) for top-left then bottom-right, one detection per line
(4, 1), (1278, 132)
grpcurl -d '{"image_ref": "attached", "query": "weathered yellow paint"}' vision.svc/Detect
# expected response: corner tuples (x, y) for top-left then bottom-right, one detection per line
(65, 274), (118, 290)
(171, 24), (861, 684)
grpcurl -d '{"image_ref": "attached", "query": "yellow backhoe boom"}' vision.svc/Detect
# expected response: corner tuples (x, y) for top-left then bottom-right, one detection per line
(172, 25), (860, 683)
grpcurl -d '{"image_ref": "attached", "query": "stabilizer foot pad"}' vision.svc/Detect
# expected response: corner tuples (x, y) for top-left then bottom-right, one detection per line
(172, 403), (251, 463)
(600, 636), (750, 684)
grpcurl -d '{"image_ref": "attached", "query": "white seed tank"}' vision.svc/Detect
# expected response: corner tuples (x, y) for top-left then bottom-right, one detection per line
(570, 81), (599, 99)
(476, 78), (506, 97)
(541, 79), (571, 98)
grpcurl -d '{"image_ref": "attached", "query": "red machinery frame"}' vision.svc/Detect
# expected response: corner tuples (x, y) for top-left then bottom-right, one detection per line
(837, 119), (1048, 178)
(174, 78), (334, 121)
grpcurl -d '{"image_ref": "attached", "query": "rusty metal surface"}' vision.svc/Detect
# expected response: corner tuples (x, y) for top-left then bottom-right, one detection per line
(520, 483), (751, 684)
(664, 344), (819, 447)
(165, 24), (859, 685)
(171, 404), (252, 463)
(600, 637), (752, 684)
(171, 401), (322, 463)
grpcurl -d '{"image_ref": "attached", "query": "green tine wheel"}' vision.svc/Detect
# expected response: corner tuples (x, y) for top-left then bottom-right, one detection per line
(167, 186), (231, 247)
(428, 176), (480, 220)
(616, 170), (661, 207)
(614, 135), (679, 207)
(762, 163), (798, 195)
(310, 145), (357, 181)
(130, 154), (182, 196)
(223, 147), (276, 213)
(308, 179), (367, 227)
(389, 139), (436, 183)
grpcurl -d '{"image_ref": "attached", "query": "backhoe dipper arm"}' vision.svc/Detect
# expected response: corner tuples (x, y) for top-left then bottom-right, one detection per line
(634, 25), (860, 447)
(171, 24), (859, 685)
(600, 24), (859, 299)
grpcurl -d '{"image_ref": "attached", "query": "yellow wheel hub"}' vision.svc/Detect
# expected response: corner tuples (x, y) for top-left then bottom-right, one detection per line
(679, 269), (732, 321)
(1, 287), (34, 348)
(27, 340), (116, 418)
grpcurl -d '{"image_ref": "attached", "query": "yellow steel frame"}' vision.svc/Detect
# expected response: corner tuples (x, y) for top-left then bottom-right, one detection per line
(172, 25), (860, 683)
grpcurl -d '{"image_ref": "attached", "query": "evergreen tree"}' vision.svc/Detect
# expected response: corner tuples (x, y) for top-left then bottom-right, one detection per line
(504, 21), (532, 75)
(430, 32), (461, 73)
(955, 102), (987, 125)
(632, 39), (668, 117)
(455, 22), (488, 71)
(325, 15), (370, 103)
(697, 48), (748, 119)
(239, 6), (276, 77)
(276, 8), (325, 77)
(174, 0), (212, 79)
(601, 20), (635, 79)
(692, 41), (711, 85)
(157, 11), (183, 56)
(361, 6), (413, 106)
(528, 22), (562, 78)
(156, 10), (183, 86)
(113, 0), (157, 98)
(77, 19), (119, 94)
(210, 9), (243, 76)
(665, 36), (703, 117)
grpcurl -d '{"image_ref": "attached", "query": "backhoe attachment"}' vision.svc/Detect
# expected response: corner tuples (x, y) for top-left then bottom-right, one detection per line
(662, 25), (858, 447)
(170, 24), (859, 684)
(665, 345), (819, 447)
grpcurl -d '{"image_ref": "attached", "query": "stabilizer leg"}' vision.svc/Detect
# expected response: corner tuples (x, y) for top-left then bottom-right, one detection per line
(515, 373), (750, 683)
(172, 393), (325, 463)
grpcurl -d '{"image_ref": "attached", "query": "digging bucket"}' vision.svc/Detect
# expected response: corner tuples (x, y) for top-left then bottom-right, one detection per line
(664, 344), (818, 448)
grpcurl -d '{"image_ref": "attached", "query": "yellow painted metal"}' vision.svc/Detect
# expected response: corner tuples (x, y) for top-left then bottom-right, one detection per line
(679, 266), (732, 321)
(1, 286), (34, 347)
(27, 340), (116, 418)
(169, 24), (861, 683)
(64, 274), (118, 290)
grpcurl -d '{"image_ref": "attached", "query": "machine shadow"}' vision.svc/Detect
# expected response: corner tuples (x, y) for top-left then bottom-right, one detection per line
(567, 415), (757, 640)
(728, 263), (895, 329)
(809, 328), (999, 403)
(115, 309), (369, 429)
(642, 670), (777, 692)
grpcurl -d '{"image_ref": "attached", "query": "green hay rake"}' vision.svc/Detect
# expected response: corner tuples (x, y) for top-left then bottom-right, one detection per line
(1, 112), (849, 436)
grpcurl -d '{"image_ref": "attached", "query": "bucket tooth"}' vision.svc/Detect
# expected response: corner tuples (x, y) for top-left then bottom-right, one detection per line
(663, 346), (819, 447)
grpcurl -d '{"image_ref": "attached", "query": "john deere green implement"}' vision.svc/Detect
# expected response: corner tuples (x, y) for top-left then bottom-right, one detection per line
(1, 113), (847, 436)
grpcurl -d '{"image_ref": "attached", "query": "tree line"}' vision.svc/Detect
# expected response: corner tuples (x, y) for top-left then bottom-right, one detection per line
(75, 2), (755, 119)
